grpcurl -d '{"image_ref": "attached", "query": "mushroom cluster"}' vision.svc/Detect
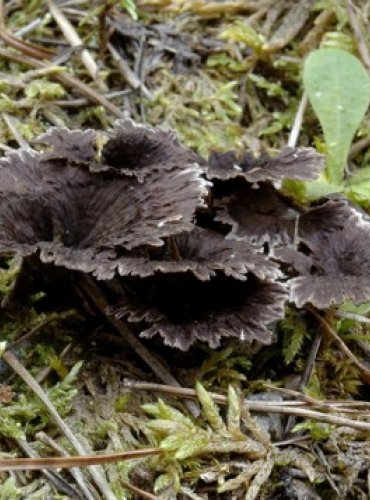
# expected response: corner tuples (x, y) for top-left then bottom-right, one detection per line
(1, 120), (369, 350)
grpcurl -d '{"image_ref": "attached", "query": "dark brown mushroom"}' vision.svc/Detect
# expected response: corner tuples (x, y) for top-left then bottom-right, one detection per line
(215, 183), (298, 246)
(94, 226), (282, 281)
(35, 127), (97, 163)
(207, 147), (325, 184)
(111, 273), (287, 351)
(273, 212), (370, 308)
(215, 188), (355, 247)
(100, 119), (201, 181)
(0, 148), (208, 275)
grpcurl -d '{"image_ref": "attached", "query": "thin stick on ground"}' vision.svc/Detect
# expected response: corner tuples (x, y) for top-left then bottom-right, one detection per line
(1, 349), (116, 500)
(123, 380), (370, 432)
(284, 331), (322, 435)
(0, 448), (161, 471)
(262, 384), (370, 412)
(108, 43), (151, 99)
(307, 305), (370, 381)
(47, 0), (106, 91)
(120, 479), (158, 500)
(9, 316), (58, 348)
(288, 92), (307, 148)
(79, 275), (200, 417)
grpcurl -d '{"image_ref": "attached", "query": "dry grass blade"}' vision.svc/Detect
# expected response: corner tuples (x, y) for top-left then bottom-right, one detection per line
(287, 92), (308, 147)
(1, 113), (29, 148)
(1, 350), (116, 500)
(284, 331), (322, 435)
(108, 43), (151, 98)
(0, 448), (161, 471)
(47, 0), (106, 91)
(119, 480), (158, 500)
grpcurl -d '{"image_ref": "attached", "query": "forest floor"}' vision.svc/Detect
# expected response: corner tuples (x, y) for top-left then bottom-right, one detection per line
(0, 1), (370, 498)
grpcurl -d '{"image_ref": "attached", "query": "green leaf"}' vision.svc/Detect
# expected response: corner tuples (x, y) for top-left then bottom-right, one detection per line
(0, 477), (20, 500)
(120, 0), (138, 20)
(340, 300), (370, 315)
(25, 79), (65, 100)
(174, 436), (208, 460)
(292, 421), (333, 440)
(195, 382), (226, 433)
(219, 21), (265, 51)
(143, 399), (195, 427)
(345, 181), (370, 205)
(303, 179), (343, 201)
(280, 307), (309, 365)
(347, 165), (370, 184)
(303, 48), (370, 184)
(227, 386), (241, 434)
(154, 473), (177, 495)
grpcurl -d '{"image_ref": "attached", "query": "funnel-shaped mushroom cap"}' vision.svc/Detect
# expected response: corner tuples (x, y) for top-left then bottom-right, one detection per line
(215, 184), (298, 246)
(111, 273), (287, 351)
(96, 226), (282, 281)
(208, 147), (325, 184)
(0, 148), (208, 274)
(216, 190), (354, 247)
(36, 128), (97, 163)
(101, 119), (200, 181)
(273, 213), (370, 308)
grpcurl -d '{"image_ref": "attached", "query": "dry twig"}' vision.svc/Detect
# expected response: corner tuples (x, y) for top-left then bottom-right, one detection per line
(47, 0), (106, 91)
(0, 448), (161, 471)
(123, 380), (370, 432)
(14, 438), (83, 499)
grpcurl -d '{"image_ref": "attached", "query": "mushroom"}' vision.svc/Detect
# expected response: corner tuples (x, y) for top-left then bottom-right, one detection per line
(111, 272), (287, 351)
(0, 140), (208, 278)
(207, 147), (325, 184)
(206, 147), (325, 246)
(100, 119), (201, 181)
(216, 192), (355, 247)
(35, 127), (97, 163)
(273, 204), (370, 308)
(96, 226), (282, 281)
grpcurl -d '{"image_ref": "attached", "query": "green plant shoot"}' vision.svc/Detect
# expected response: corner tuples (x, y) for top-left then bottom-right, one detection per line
(303, 48), (370, 185)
